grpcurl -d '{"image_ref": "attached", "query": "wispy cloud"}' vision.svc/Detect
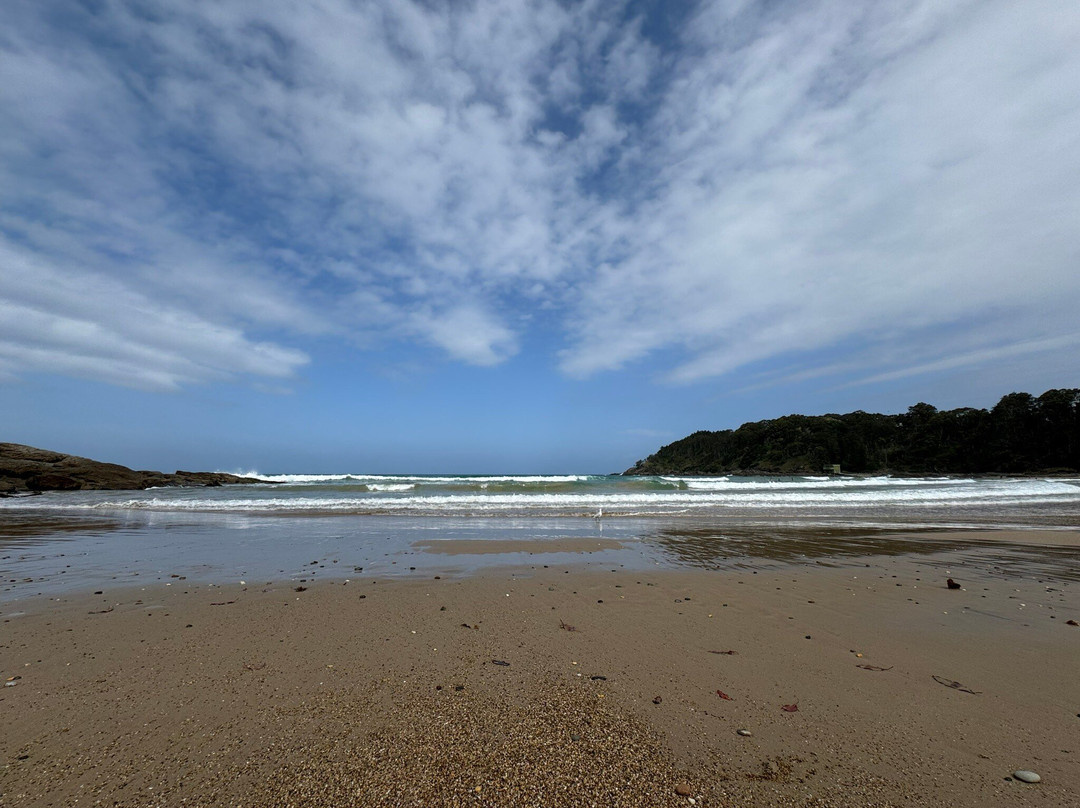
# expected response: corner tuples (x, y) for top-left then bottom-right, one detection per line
(2, 0), (1078, 392)
(0, 242), (308, 391)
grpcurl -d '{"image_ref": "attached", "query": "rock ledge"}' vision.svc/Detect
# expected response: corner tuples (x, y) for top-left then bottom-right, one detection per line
(0, 443), (267, 494)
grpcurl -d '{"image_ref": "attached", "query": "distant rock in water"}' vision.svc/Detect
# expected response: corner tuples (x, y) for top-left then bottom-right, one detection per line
(0, 443), (266, 494)
(624, 388), (1080, 476)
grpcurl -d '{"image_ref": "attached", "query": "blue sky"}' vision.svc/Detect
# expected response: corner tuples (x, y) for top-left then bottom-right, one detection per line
(2, 0), (1079, 474)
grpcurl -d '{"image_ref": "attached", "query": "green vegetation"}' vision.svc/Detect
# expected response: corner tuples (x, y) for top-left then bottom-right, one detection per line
(625, 389), (1080, 476)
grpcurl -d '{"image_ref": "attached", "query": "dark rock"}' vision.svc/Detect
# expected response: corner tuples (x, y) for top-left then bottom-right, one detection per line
(26, 473), (82, 490)
(0, 443), (269, 492)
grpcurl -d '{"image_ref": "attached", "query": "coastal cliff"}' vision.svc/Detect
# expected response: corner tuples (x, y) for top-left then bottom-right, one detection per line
(0, 443), (265, 494)
(625, 388), (1080, 476)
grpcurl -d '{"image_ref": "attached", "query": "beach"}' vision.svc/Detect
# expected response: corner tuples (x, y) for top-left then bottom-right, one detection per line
(3, 528), (1079, 807)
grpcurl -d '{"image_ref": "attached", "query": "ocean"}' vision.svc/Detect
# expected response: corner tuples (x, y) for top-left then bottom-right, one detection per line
(3, 474), (1080, 597)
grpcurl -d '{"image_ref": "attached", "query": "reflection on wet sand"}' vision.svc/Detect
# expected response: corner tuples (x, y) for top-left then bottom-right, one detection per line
(645, 524), (1080, 582)
(0, 514), (121, 542)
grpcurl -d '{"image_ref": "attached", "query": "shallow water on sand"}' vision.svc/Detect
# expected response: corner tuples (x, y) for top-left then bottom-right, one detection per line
(4, 474), (1080, 598)
(3, 503), (1080, 600)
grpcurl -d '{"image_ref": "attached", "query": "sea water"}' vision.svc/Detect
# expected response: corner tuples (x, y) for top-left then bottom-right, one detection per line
(3, 474), (1080, 597)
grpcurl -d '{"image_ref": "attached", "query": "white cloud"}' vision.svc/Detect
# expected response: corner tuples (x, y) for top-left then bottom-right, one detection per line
(559, 0), (1080, 385)
(410, 304), (518, 366)
(1, 0), (1079, 393)
(0, 242), (308, 391)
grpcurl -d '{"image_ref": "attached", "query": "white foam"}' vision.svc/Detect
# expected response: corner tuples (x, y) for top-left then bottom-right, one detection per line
(252, 473), (592, 484)
(3, 476), (1076, 518)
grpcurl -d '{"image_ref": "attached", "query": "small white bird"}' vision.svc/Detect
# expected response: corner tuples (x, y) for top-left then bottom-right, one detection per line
(593, 506), (603, 521)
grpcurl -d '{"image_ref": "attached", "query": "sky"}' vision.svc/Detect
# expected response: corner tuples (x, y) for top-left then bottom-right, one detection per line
(2, 0), (1079, 474)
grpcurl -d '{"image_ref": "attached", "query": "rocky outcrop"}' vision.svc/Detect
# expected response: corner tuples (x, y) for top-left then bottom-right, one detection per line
(0, 443), (267, 494)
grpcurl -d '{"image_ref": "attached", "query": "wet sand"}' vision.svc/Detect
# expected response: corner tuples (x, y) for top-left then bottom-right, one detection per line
(414, 537), (625, 554)
(3, 547), (1080, 807)
(901, 528), (1080, 548)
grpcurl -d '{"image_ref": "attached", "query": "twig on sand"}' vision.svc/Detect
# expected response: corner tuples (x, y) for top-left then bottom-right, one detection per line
(932, 675), (981, 694)
(856, 664), (893, 671)
(559, 620), (578, 632)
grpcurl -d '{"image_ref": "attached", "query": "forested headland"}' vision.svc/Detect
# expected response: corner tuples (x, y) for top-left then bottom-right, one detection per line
(624, 389), (1080, 476)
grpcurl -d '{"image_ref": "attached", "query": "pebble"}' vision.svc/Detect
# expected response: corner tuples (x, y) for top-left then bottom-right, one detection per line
(674, 782), (692, 796)
(1012, 770), (1041, 783)
(736, 729), (752, 736)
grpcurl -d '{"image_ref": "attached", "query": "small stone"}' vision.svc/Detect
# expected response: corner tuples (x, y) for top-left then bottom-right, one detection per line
(653, 695), (663, 704)
(737, 729), (752, 736)
(1013, 770), (1041, 783)
(570, 733), (581, 741)
(674, 783), (692, 796)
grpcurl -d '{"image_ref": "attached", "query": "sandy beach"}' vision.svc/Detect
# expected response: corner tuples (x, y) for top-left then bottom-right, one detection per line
(3, 530), (1079, 807)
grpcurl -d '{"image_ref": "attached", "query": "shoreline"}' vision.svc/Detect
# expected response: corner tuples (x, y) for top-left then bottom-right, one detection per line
(4, 544), (1079, 807)
(5, 525), (1080, 605)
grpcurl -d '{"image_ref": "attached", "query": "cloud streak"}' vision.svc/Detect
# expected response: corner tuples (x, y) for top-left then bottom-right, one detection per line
(2, 0), (1079, 392)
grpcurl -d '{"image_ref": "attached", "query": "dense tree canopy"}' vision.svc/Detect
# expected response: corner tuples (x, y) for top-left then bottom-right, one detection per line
(625, 389), (1080, 475)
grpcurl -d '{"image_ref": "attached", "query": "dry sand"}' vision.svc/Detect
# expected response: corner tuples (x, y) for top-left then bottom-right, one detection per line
(3, 543), (1080, 807)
